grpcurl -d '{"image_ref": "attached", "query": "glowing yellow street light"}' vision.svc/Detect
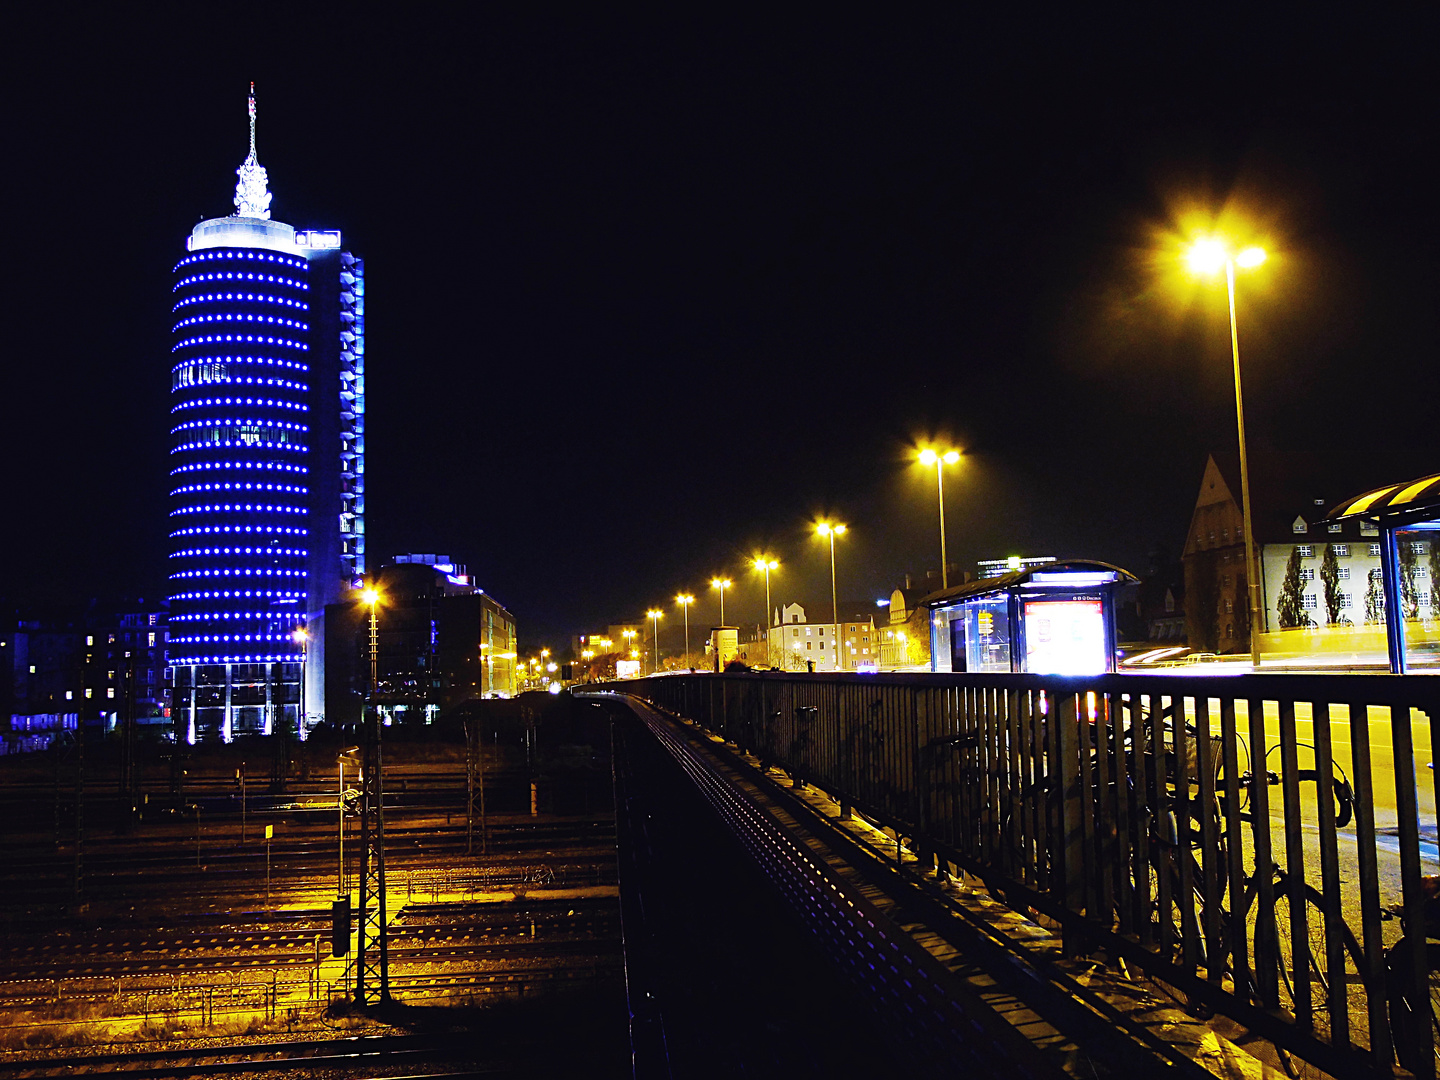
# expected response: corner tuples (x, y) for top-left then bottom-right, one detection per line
(710, 577), (732, 625)
(676, 594), (695, 668)
(752, 557), (779, 638)
(815, 522), (848, 669)
(1185, 235), (1269, 670)
(359, 587), (382, 705)
(918, 447), (962, 589)
(646, 609), (664, 674)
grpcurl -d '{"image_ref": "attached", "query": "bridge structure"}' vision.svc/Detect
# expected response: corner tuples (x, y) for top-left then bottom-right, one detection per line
(590, 670), (1440, 1079)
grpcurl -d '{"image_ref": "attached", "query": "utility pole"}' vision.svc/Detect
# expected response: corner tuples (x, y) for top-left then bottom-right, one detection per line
(466, 720), (487, 855)
(356, 589), (389, 1005)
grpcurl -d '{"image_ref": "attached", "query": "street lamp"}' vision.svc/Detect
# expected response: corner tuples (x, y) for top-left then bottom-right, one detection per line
(1186, 237), (1268, 670)
(291, 627), (310, 737)
(710, 578), (732, 625)
(752, 558), (778, 628)
(675, 594), (695, 668)
(815, 522), (847, 669)
(360, 587), (382, 712)
(646, 609), (664, 674)
(918, 448), (962, 589)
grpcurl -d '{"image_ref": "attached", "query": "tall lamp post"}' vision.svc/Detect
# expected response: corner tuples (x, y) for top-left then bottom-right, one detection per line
(291, 627), (310, 738)
(815, 522), (848, 669)
(752, 558), (778, 660)
(675, 594), (695, 669)
(918, 448), (961, 589)
(1186, 239), (1268, 671)
(710, 578), (732, 625)
(646, 609), (663, 674)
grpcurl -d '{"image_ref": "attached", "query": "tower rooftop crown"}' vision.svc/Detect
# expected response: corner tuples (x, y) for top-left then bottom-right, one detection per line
(234, 82), (272, 220)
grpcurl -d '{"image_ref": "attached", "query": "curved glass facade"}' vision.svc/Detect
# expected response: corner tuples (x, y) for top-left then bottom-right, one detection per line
(169, 244), (312, 738)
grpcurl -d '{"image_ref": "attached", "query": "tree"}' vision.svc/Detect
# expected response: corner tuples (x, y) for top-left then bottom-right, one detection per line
(1365, 567), (1385, 625)
(1398, 538), (1420, 620)
(1431, 542), (1440, 616)
(1276, 546), (1306, 629)
(1320, 544), (1344, 625)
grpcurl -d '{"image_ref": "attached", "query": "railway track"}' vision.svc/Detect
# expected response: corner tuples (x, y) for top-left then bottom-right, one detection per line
(0, 1031), (525, 1078)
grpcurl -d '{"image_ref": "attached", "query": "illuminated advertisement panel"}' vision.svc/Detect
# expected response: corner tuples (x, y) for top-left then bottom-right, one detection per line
(1024, 599), (1106, 675)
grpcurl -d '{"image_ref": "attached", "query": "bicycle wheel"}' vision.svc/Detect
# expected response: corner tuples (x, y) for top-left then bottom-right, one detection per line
(1266, 880), (1362, 1025)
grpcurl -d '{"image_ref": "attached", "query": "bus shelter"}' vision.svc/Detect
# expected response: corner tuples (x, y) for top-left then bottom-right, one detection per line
(1327, 470), (1440, 673)
(926, 560), (1137, 675)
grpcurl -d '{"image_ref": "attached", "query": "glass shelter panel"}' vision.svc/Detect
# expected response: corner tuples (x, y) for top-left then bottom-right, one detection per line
(1397, 521), (1440, 672)
(962, 596), (1012, 673)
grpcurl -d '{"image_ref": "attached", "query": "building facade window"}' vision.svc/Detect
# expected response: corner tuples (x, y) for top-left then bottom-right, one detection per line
(1302, 595), (1318, 611)
(1297, 545), (1314, 558)
(1370, 544), (1382, 557)
(1333, 545), (1350, 557)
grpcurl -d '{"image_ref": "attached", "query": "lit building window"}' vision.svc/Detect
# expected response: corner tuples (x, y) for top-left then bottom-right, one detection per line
(107, 688), (115, 699)
(1370, 544), (1382, 557)
(1297, 545), (1314, 558)
(1333, 545), (1350, 557)
(1302, 595), (1318, 611)
(85, 689), (93, 699)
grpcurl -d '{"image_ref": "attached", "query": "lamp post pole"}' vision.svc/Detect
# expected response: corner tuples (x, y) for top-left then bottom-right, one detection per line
(1226, 258), (1264, 672)
(936, 464), (949, 589)
(676, 596), (694, 669)
(647, 610), (662, 674)
(817, 523), (846, 670)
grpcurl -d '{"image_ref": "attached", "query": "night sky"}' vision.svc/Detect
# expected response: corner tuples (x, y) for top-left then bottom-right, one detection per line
(6, 9), (1438, 647)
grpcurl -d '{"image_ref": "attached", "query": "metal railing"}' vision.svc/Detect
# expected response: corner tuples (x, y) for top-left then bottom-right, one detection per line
(597, 671), (1440, 1080)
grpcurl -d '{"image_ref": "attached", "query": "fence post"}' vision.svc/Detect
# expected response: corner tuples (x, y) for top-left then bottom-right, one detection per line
(1054, 689), (1087, 955)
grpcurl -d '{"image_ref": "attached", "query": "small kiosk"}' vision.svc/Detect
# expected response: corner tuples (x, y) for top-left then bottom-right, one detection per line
(1327, 471), (1440, 674)
(925, 560), (1137, 675)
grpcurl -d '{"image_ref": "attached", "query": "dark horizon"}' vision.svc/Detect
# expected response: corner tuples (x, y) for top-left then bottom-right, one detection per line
(5, 10), (1438, 648)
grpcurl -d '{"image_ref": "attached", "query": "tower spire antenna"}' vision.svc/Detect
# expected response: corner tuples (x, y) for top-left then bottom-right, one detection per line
(234, 81), (272, 220)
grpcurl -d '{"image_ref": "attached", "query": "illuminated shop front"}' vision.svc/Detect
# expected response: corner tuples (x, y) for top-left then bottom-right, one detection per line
(926, 561), (1137, 676)
(1327, 472), (1440, 674)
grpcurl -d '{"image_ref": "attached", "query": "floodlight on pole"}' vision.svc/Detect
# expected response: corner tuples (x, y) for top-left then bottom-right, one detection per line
(710, 578), (732, 625)
(675, 594), (695, 668)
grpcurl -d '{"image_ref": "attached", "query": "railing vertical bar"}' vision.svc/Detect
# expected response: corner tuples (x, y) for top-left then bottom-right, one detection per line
(1110, 691), (1133, 937)
(1277, 698), (1311, 1027)
(982, 687), (998, 867)
(1174, 695), (1198, 976)
(1094, 691), (1117, 926)
(1391, 702), (1431, 1078)
(1031, 688), (1049, 892)
(1218, 696), (1247, 1000)
(1019, 689), (1037, 887)
(1132, 692), (1153, 950)
(1056, 689), (1086, 954)
(1077, 690), (1100, 920)
(1150, 691), (1174, 957)
(1311, 700), (1349, 1049)
(1347, 700), (1389, 1067)
(1248, 696), (1279, 1010)
(1195, 695), (1221, 983)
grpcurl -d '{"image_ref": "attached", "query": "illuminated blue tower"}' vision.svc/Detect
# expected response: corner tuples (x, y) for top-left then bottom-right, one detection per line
(168, 86), (365, 741)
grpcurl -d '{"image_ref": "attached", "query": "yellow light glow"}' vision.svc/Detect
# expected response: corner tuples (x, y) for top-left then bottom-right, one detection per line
(646, 608), (664, 620)
(918, 448), (937, 466)
(1236, 246), (1266, 268)
(710, 577), (731, 590)
(361, 587), (382, 607)
(541, 648), (550, 658)
(943, 450), (960, 465)
(1185, 238), (1228, 276)
(292, 628), (309, 643)
(816, 521), (848, 537)
(676, 594), (694, 606)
